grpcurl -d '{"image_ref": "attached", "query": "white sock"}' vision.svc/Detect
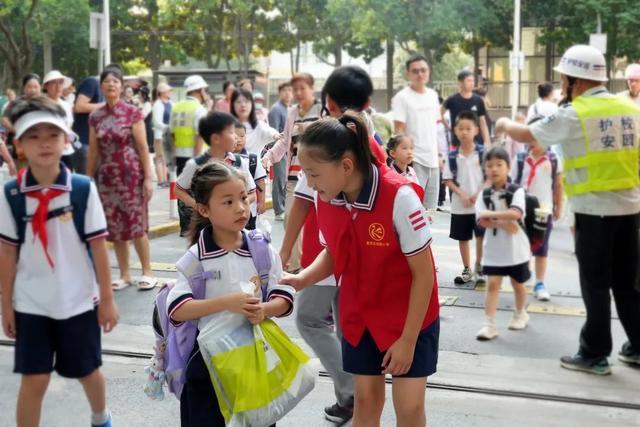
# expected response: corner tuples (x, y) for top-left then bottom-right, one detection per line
(91, 409), (110, 425)
(485, 316), (495, 325)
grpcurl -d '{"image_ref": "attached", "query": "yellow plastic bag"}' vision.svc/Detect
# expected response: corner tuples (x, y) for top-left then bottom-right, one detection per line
(197, 315), (316, 426)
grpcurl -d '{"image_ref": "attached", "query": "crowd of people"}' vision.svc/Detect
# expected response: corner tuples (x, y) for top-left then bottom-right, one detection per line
(0, 43), (639, 427)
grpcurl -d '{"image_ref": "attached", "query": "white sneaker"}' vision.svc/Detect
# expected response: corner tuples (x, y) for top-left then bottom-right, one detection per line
(476, 322), (498, 341)
(274, 214), (284, 221)
(534, 283), (551, 301)
(508, 310), (530, 330)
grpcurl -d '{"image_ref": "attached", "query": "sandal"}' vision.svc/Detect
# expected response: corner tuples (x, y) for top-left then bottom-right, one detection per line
(111, 279), (131, 291)
(137, 275), (158, 290)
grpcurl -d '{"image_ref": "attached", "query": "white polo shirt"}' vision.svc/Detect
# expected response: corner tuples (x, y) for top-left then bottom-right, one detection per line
(0, 167), (108, 320)
(475, 186), (530, 267)
(530, 87), (640, 216)
(244, 121), (279, 156)
(512, 152), (562, 210)
(167, 227), (295, 332)
(442, 149), (485, 215)
(176, 152), (256, 195)
(392, 86), (441, 168)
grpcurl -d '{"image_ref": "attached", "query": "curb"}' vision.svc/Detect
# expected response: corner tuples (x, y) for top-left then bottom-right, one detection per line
(148, 221), (180, 239)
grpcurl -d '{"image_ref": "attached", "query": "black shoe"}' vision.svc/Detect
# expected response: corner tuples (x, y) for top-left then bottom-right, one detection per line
(560, 353), (611, 375)
(618, 341), (640, 366)
(324, 403), (353, 425)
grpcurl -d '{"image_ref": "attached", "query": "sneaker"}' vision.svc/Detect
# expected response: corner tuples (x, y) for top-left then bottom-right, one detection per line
(534, 282), (551, 301)
(560, 353), (611, 375)
(474, 264), (486, 286)
(324, 403), (353, 424)
(508, 310), (530, 330)
(454, 267), (474, 285)
(618, 341), (640, 366)
(274, 214), (284, 221)
(92, 413), (112, 427)
(476, 322), (498, 341)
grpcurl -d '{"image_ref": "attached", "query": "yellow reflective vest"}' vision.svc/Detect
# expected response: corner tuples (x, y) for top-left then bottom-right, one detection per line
(564, 95), (640, 196)
(171, 98), (201, 149)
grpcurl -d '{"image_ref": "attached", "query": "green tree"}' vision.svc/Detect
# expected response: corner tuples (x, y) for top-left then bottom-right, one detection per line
(0, 0), (39, 89)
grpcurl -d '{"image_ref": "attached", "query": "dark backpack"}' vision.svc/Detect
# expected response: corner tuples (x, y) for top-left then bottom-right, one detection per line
(4, 172), (92, 249)
(146, 229), (272, 400)
(514, 150), (558, 188)
(447, 144), (485, 185)
(482, 183), (547, 253)
(240, 152), (258, 178)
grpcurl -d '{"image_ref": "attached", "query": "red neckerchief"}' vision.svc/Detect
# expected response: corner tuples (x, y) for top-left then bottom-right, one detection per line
(526, 154), (548, 190)
(18, 170), (65, 268)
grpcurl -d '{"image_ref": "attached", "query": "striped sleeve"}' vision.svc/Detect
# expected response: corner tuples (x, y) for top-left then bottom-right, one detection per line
(0, 186), (19, 246)
(293, 173), (314, 202)
(393, 185), (432, 256)
(265, 245), (295, 317)
(166, 272), (195, 326)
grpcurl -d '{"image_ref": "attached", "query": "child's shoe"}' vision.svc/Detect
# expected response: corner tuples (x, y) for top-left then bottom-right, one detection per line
(476, 320), (498, 341)
(560, 353), (611, 375)
(91, 411), (112, 427)
(534, 282), (551, 301)
(618, 341), (640, 366)
(474, 263), (486, 286)
(454, 267), (474, 285)
(508, 310), (530, 330)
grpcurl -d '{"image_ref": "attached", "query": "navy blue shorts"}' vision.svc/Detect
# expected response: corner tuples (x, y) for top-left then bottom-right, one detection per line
(14, 309), (101, 378)
(483, 262), (531, 284)
(532, 215), (553, 257)
(449, 214), (485, 241)
(342, 318), (439, 378)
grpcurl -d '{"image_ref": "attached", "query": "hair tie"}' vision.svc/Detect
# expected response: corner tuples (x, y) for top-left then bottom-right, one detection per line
(344, 121), (357, 135)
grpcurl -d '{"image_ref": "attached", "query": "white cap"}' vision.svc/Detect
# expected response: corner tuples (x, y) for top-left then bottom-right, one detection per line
(253, 91), (264, 100)
(156, 82), (172, 93)
(43, 70), (68, 85)
(554, 45), (608, 82)
(624, 63), (640, 80)
(14, 110), (76, 140)
(183, 75), (208, 92)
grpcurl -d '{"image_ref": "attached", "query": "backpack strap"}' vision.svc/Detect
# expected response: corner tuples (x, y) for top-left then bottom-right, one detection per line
(447, 150), (458, 183)
(482, 187), (494, 211)
(175, 250), (207, 300)
(194, 153), (210, 167)
(232, 153), (242, 168)
(3, 179), (26, 244)
(515, 152), (526, 185)
(504, 183), (521, 208)
(248, 153), (257, 178)
(69, 174), (91, 242)
(245, 229), (272, 301)
(547, 150), (559, 188)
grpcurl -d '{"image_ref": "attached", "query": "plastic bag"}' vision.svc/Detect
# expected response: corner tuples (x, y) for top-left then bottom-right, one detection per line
(197, 316), (316, 427)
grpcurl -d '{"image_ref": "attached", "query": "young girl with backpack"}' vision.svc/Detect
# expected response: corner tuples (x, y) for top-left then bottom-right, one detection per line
(475, 147), (531, 341)
(387, 134), (419, 184)
(166, 161), (295, 426)
(283, 112), (439, 426)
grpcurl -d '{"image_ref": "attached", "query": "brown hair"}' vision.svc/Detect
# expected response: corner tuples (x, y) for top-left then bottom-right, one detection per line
(290, 73), (314, 88)
(6, 95), (66, 125)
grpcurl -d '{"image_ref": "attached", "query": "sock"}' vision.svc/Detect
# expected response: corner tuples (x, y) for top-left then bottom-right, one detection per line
(534, 281), (544, 289)
(485, 316), (495, 325)
(91, 410), (110, 425)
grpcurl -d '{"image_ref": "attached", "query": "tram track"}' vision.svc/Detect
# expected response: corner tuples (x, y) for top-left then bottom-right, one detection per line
(1, 340), (638, 412)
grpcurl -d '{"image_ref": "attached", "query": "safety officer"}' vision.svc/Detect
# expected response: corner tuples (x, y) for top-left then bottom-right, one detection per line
(170, 75), (209, 175)
(495, 44), (640, 375)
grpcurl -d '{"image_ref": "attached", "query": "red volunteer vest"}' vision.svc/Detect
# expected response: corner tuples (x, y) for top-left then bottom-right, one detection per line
(316, 163), (439, 351)
(300, 137), (388, 268)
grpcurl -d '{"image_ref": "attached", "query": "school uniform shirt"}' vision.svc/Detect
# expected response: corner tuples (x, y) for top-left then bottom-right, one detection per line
(0, 166), (108, 320)
(315, 163), (438, 351)
(392, 86), (440, 168)
(475, 186), (531, 267)
(530, 86), (640, 216)
(511, 152), (562, 210)
(442, 149), (485, 215)
(391, 162), (420, 185)
(244, 121), (279, 157)
(176, 152), (256, 196)
(167, 227), (295, 332)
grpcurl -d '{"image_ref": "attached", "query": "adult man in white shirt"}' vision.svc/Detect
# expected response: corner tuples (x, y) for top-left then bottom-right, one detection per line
(618, 63), (640, 106)
(392, 55), (441, 210)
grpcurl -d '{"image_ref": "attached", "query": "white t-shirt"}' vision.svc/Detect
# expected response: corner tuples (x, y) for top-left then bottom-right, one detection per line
(0, 168), (108, 319)
(617, 90), (640, 106)
(526, 98), (558, 123)
(475, 186), (531, 267)
(442, 149), (485, 215)
(511, 152), (562, 210)
(244, 121), (278, 156)
(176, 152), (256, 195)
(530, 86), (640, 216)
(57, 98), (75, 156)
(167, 228), (295, 331)
(392, 86), (441, 168)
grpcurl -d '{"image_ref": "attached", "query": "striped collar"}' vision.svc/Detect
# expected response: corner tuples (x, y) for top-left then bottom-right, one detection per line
(197, 226), (251, 260)
(330, 164), (379, 211)
(20, 163), (72, 193)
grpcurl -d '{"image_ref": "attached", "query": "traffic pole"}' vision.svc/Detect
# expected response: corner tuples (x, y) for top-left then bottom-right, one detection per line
(169, 170), (178, 219)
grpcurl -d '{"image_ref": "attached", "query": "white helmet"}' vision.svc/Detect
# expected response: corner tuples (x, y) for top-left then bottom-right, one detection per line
(624, 63), (640, 80)
(183, 75), (208, 93)
(554, 45), (608, 82)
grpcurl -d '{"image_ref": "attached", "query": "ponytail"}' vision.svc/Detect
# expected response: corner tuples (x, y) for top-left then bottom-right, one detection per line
(300, 111), (373, 176)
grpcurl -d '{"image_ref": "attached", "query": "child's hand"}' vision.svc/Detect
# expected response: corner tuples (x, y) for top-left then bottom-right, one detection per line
(257, 200), (267, 215)
(225, 292), (261, 315)
(279, 272), (305, 291)
(98, 299), (119, 333)
(504, 220), (520, 235)
(2, 307), (16, 339)
(460, 193), (473, 208)
(261, 157), (271, 170)
(553, 205), (561, 221)
(381, 336), (416, 376)
(244, 303), (266, 325)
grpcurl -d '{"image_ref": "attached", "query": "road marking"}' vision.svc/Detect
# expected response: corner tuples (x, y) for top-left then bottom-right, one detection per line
(527, 304), (586, 317)
(439, 296), (459, 306)
(131, 262), (177, 272)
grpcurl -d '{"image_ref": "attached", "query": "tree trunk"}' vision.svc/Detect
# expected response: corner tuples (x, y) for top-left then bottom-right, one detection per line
(334, 35), (343, 67)
(386, 38), (394, 110)
(422, 42), (434, 84)
(472, 42), (481, 84)
(295, 37), (301, 73)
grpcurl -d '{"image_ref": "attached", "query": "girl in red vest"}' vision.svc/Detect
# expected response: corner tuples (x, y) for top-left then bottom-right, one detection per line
(283, 112), (439, 426)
